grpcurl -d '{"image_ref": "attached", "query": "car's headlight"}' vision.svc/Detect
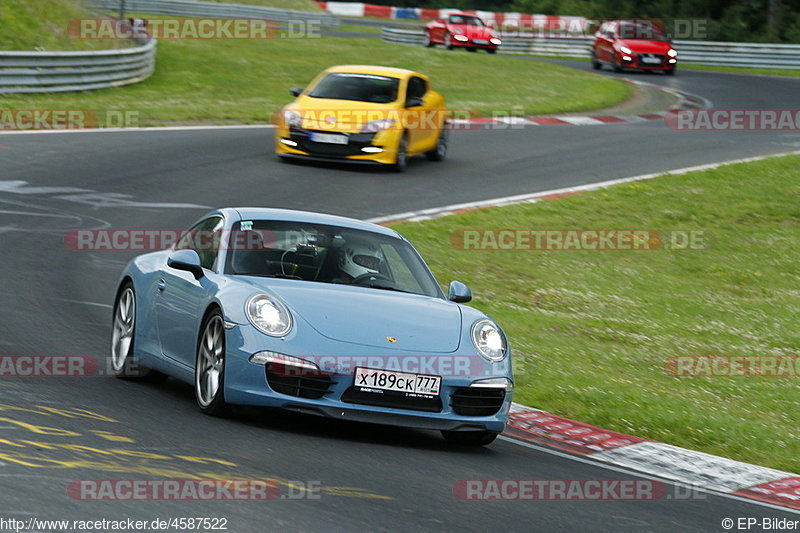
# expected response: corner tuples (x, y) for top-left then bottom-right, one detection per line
(361, 118), (395, 133)
(246, 294), (293, 337)
(619, 45), (633, 54)
(454, 34), (469, 42)
(667, 48), (677, 57)
(490, 38), (502, 45)
(471, 319), (507, 362)
(282, 110), (301, 128)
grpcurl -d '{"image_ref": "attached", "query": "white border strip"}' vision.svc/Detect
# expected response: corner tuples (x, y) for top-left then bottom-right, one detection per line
(366, 150), (800, 224)
(0, 124), (276, 136)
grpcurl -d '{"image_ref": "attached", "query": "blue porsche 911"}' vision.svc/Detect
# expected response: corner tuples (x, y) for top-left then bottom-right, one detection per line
(111, 208), (513, 445)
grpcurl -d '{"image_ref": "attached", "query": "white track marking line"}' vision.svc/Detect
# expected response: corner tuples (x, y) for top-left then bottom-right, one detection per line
(499, 436), (800, 515)
(366, 149), (800, 224)
(0, 125), (276, 135)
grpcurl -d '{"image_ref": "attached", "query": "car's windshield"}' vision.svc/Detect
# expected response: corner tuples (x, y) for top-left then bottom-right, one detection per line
(307, 73), (400, 103)
(224, 220), (442, 298)
(449, 15), (484, 26)
(617, 21), (668, 41)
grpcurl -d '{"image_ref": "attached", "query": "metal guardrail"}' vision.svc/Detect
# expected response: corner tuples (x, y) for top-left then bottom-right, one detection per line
(0, 39), (156, 94)
(381, 27), (800, 69)
(85, 0), (340, 27)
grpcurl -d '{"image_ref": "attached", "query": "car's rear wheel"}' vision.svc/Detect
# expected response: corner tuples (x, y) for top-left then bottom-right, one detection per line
(423, 31), (433, 47)
(591, 51), (601, 69)
(393, 133), (408, 172)
(195, 310), (230, 416)
(444, 33), (454, 50)
(111, 283), (166, 382)
(425, 128), (448, 161)
(442, 430), (499, 446)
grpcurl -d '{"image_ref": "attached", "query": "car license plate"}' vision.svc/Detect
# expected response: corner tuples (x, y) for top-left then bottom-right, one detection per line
(473, 39), (488, 45)
(641, 56), (661, 64)
(354, 367), (441, 396)
(309, 133), (348, 144)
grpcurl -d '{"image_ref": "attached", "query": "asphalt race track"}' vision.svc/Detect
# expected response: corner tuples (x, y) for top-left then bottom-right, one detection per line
(1, 60), (799, 531)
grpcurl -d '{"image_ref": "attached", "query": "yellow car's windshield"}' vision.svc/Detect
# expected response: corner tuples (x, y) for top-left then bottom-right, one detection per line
(308, 73), (400, 104)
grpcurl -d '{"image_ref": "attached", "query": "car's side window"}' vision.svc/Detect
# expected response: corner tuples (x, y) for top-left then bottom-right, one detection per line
(176, 216), (224, 271)
(406, 76), (427, 105)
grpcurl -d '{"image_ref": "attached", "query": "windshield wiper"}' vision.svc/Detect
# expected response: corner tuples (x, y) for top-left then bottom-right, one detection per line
(263, 274), (303, 280)
(362, 283), (412, 293)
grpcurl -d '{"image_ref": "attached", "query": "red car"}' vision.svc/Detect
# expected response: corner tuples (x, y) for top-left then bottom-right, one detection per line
(591, 20), (677, 75)
(424, 14), (501, 53)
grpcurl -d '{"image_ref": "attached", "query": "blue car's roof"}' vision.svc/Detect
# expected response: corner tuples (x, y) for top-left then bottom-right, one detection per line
(212, 207), (402, 239)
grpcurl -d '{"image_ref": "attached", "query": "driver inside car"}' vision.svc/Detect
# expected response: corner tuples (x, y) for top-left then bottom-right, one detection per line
(336, 241), (385, 284)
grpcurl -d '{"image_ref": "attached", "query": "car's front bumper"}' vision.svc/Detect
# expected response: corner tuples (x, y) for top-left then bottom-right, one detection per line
(223, 323), (512, 434)
(275, 125), (400, 166)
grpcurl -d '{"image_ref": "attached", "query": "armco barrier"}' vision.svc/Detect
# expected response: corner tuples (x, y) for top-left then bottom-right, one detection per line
(381, 27), (800, 69)
(85, 0), (340, 27)
(0, 39), (156, 94)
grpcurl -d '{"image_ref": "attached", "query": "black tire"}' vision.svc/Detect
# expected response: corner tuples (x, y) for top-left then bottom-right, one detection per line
(423, 31), (433, 48)
(441, 430), (499, 446)
(444, 33), (454, 50)
(591, 51), (601, 69)
(195, 309), (231, 416)
(665, 68), (676, 76)
(110, 282), (167, 383)
(467, 47), (476, 53)
(393, 133), (408, 172)
(487, 48), (497, 54)
(612, 54), (622, 72)
(425, 128), (448, 162)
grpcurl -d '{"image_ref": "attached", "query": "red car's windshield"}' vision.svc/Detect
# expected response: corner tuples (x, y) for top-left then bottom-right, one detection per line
(448, 15), (485, 26)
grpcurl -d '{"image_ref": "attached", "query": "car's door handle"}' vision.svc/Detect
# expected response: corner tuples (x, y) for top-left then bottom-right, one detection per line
(157, 279), (166, 291)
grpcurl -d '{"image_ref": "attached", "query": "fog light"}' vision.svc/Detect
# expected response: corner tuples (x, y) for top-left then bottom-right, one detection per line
(668, 59), (677, 64)
(361, 146), (383, 153)
(280, 138), (297, 147)
(622, 56), (632, 61)
(454, 34), (468, 42)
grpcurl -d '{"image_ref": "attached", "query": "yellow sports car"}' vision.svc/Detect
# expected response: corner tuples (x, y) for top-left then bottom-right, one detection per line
(275, 65), (448, 172)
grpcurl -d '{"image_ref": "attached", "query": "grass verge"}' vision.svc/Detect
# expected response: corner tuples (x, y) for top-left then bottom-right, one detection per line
(393, 154), (800, 473)
(681, 63), (800, 78)
(0, 33), (630, 125)
(0, 0), (123, 51)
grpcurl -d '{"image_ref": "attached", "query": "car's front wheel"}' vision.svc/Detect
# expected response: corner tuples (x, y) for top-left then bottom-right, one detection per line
(195, 310), (230, 416)
(442, 430), (499, 446)
(111, 282), (166, 382)
(664, 68), (676, 76)
(444, 33), (454, 50)
(423, 31), (433, 47)
(393, 133), (408, 172)
(591, 51), (601, 69)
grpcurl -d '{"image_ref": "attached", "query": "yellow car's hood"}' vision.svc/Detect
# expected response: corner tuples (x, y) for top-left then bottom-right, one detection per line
(286, 97), (401, 132)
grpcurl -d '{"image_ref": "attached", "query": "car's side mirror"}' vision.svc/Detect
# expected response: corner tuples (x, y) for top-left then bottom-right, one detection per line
(289, 87), (304, 97)
(168, 249), (204, 279)
(436, 18), (445, 24)
(448, 280), (472, 303)
(405, 96), (424, 108)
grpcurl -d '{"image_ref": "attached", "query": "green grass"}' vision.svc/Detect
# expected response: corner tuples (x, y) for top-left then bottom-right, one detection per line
(681, 63), (800, 78)
(205, 0), (321, 11)
(0, 34), (629, 125)
(393, 154), (800, 473)
(0, 0), (124, 50)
